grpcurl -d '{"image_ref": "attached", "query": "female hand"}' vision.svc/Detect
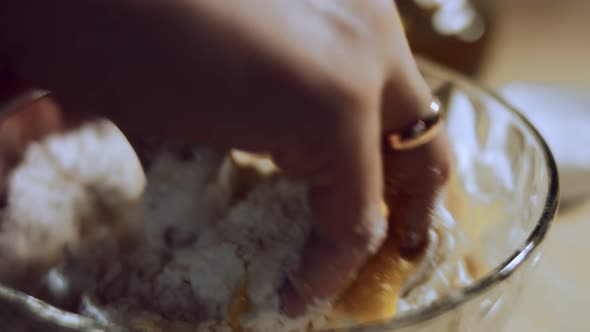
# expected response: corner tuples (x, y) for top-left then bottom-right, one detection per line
(0, 0), (450, 315)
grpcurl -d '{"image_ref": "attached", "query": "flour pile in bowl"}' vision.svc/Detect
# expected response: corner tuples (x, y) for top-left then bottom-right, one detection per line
(0, 120), (480, 332)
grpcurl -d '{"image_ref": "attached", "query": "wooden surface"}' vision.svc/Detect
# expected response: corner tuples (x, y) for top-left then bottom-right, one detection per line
(479, 2), (590, 331)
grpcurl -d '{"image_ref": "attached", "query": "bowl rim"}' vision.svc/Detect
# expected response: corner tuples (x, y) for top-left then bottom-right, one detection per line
(0, 59), (559, 332)
(340, 57), (560, 331)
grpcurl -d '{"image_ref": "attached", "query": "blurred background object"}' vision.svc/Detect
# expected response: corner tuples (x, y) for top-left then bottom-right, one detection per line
(397, 0), (495, 76)
(397, 0), (590, 89)
(397, 1), (590, 331)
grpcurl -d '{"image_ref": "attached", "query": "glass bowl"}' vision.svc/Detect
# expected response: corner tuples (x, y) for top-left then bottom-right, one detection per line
(0, 59), (559, 332)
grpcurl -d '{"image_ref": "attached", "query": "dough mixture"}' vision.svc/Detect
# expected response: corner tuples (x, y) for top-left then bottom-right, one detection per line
(0, 120), (479, 332)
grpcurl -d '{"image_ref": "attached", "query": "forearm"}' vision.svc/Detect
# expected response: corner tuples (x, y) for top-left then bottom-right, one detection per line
(0, 1), (231, 86)
(0, 1), (296, 146)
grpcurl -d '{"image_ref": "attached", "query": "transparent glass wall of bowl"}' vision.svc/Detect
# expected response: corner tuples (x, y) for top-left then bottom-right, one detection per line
(334, 60), (556, 332)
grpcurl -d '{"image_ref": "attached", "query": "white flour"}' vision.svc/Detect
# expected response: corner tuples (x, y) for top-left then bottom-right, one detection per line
(0, 120), (144, 289)
(72, 145), (315, 332)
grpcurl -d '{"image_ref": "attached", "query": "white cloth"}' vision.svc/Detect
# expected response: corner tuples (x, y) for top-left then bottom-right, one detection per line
(499, 82), (590, 203)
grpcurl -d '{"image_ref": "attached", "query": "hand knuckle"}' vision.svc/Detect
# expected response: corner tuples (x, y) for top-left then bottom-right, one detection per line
(430, 136), (452, 186)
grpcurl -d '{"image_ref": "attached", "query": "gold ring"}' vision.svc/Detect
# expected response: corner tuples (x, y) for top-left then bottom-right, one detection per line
(383, 97), (445, 152)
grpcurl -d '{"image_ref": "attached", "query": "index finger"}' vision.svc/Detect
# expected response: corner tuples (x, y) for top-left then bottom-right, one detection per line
(279, 108), (386, 316)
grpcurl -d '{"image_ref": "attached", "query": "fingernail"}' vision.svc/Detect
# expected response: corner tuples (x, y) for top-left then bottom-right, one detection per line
(400, 228), (429, 260)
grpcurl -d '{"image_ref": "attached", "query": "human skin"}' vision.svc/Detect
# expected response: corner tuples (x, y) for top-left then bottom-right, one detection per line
(0, 0), (449, 316)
